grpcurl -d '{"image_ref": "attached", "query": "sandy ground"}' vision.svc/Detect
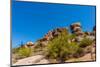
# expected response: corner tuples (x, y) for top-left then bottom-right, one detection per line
(66, 46), (96, 62)
(65, 53), (95, 62)
(13, 53), (95, 66)
(13, 47), (96, 65)
(13, 55), (49, 66)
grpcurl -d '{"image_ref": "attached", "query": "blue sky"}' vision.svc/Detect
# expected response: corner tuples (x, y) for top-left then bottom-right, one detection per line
(12, 1), (96, 48)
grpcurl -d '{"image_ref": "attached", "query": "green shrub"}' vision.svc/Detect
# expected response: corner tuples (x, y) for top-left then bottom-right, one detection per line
(67, 42), (79, 55)
(44, 30), (80, 62)
(79, 38), (93, 48)
(73, 48), (84, 58)
(69, 34), (76, 40)
(17, 47), (33, 59)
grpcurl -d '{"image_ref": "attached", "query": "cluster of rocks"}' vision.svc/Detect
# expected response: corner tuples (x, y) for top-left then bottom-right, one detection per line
(12, 22), (96, 65)
(70, 22), (96, 36)
(70, 22), (96, 42)
(21, 41), (34, 48)
(37, 28), (68, 46)
(21, 22), (96, 48)
(42, 28), (68, 41)
(70, 22), (83, 36)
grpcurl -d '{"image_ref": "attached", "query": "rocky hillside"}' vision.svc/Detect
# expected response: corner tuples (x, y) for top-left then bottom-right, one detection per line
(18, 22), (95, 48)
(12, 22), (96, 66)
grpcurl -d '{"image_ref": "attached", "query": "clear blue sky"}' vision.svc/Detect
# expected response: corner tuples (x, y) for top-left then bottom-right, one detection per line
(12, 1), (96, 48)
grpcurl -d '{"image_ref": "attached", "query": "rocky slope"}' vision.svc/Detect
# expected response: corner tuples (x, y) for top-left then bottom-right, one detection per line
(12, 22), (96, 65)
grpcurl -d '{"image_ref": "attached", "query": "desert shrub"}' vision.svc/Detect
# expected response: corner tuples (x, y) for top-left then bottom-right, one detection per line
(17, 47), (33, 59)
(44, 30), (68, 62)
(79, 38), (93, 48)
(69, 34), (76, 39)
(67, 42), (79, 55)
(44, 30), (80, 62)
(73, 48), (84, 58)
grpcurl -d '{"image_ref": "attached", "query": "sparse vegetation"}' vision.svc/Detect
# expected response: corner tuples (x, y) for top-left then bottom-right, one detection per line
(12, 23), (96, 64)
(79, 38), (93, 48)
(44, 29), (68, 62)
(17, 47), (33, 59)
(34, 41), (44, 51)
(44, 30), (83, 63)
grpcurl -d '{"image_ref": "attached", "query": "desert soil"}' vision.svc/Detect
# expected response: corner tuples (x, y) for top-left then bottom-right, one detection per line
(13, 47), (96, 66)
(13, 55), (49, 66)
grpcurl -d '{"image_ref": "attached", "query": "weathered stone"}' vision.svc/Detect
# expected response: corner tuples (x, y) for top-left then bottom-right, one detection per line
(43, 27), (68, 41)
(84, 32), (91, 36)
(70, 22), (81, 30)
(22, 41), (34, 48)
(70, 22), (83, 36)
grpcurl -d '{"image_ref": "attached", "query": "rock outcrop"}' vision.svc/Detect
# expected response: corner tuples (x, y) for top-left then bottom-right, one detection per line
(37, 28), (68, 46)
(21, 41), (34, 48)
(70, 22), (83, 36)
(43, 28), (68, 41)
(12, 22), (96, 65)
(20, 23), (96, 48)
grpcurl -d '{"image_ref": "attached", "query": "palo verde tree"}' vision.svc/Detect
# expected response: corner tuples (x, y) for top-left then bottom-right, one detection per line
(44, 28), (79, 63)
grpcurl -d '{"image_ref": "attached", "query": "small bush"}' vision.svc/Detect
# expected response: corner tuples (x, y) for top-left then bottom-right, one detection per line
(73, 48), (84, 58)
(17, 47), (33, 59)
(79, 38), (93, 48)
(44, 29), (81, 62)
(44, 30), (69, 62)
(67, 42), (79, 55)
(69, 34), (76, 40)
